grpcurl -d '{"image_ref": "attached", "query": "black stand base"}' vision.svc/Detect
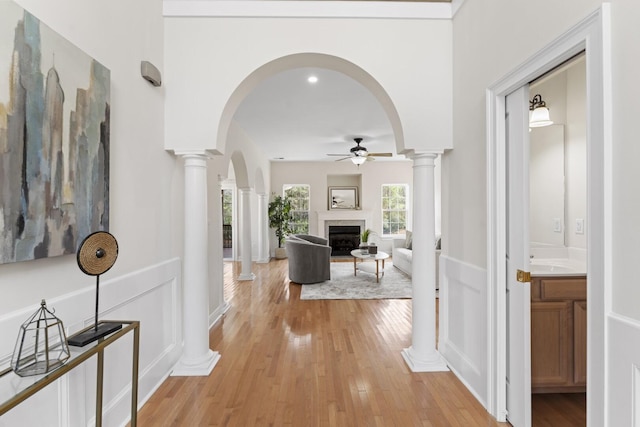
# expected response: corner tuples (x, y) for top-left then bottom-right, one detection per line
(67, 322), (123, 347)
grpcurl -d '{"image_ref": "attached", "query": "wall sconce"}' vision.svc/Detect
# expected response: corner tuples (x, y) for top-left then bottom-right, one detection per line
(529, 94), (554, 128)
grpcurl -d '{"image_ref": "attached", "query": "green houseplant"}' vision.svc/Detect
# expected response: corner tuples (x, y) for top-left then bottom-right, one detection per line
(360, 228), (375, 255)
(268, 194), (293, 259)
(361, 228), (373, 244)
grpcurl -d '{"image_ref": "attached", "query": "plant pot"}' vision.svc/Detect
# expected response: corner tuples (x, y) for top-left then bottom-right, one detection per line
(359, 244), (369, 255)
(275, 247), (287, 259)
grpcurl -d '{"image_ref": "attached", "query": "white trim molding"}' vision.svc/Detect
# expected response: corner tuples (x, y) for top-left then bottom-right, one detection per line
(608, 313), (640, 426)
(0, 259), (183, 427)
(163, 0), (455, 19)
(438, 254), (488, 408)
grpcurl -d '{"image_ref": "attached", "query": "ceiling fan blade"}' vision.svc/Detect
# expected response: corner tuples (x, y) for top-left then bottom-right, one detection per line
(333, 157), (351, 162)
(327, 153), (351, 157)
(368, 152), (393, 157)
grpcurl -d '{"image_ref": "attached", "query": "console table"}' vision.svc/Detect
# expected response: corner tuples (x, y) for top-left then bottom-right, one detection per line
(0, 320), (140, 426)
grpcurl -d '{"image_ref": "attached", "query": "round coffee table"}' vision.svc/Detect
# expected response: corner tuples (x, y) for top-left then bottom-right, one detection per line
(350, 249), (390, 283)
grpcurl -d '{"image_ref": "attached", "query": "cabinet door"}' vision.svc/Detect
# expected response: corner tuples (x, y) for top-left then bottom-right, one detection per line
(574, 301), (587, 385)
(531, 301), (573, 388)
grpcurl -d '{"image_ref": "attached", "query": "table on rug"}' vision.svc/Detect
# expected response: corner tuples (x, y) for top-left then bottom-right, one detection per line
(350, 249), (390, 283)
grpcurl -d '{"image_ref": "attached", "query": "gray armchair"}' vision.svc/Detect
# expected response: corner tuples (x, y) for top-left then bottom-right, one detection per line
(285, 234), (332, 284)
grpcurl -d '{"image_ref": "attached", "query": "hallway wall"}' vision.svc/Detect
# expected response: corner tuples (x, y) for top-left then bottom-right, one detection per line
(0, 0), (181, 424)
(448, 0), (640, 424)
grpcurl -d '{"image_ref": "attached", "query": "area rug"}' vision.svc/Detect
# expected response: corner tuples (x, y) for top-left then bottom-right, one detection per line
(299, 261), (412, 300)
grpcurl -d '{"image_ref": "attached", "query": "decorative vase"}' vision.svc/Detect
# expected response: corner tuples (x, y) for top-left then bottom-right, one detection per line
(275, 247), (287, 259)
(369, 243), (378, 255)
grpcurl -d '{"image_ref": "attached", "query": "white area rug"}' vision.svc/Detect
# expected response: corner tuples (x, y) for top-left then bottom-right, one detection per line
(299, 261), (412, 300)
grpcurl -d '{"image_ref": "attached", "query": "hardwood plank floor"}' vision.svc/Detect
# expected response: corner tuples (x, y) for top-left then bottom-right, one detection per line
(135, 260), (508, 426)
(532, 393), (586, 426)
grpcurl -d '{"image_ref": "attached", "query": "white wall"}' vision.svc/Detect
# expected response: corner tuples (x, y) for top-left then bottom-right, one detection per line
(529, 58), (587, 251)
(449, 1), (640, 423)
(163, 16), (452, 155)
(565, 60), (587, 250)
(0, 0), (184, 424)
(447, 0), (603, 411)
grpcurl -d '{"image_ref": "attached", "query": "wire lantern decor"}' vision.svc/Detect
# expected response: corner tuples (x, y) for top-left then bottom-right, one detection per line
(11, 300), (71, 377)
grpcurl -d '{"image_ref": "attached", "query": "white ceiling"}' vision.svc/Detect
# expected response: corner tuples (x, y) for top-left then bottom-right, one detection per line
(233, 67), (403, 163)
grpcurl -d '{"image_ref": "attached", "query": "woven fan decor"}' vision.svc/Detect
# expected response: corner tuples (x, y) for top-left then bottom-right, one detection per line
(77, 231), (118, 276)
(67, 231), (122, 347)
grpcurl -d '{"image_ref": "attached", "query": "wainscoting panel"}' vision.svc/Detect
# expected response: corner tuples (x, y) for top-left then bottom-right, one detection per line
(438, 255), (488, 408)
(0, 258), (182, 427)
(608, 313), (640, 426)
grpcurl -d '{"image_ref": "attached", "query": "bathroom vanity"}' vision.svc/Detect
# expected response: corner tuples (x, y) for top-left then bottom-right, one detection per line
(530, 273), (587, 393)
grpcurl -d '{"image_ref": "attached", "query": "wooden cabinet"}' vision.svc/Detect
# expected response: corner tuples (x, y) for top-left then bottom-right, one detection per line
(530, 276), (587, 393)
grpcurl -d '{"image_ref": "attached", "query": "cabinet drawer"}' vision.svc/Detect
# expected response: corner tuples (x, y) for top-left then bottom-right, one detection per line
(540, 278), (586, 300)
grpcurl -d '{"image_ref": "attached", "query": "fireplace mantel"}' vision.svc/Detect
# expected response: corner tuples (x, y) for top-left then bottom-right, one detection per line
(316, 210), (372, 238)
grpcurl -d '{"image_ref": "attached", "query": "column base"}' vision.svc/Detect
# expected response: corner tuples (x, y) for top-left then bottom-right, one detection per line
(401, 347), (449, 372)
(238, 273), (256, 281)
(172, 349), (220, 376)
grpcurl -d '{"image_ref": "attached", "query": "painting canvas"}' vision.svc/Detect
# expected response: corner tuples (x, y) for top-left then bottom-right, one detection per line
(329, 187), (358, 210)
(0, 2), (110, 264)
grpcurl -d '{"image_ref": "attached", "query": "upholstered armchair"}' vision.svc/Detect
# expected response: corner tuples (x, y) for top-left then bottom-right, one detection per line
(285, 234), (332, 284)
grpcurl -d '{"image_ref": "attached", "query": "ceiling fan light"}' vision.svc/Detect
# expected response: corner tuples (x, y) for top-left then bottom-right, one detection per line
(351, 157), (366, 165)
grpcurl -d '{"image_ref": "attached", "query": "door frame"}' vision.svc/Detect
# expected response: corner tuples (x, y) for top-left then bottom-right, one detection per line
(486, 6), (611, 425)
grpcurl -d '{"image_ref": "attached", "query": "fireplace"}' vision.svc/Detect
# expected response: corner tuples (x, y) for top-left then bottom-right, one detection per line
(328, 225), (361, 256)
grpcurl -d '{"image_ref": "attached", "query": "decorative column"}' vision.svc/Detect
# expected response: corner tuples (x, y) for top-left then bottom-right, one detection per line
(238, 187), (255, 280)
(172, 152), (220, 376)
(256, 193), (270, 263)
(402, 153), (448, 372)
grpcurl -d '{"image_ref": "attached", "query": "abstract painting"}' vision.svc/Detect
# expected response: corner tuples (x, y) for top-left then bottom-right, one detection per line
(0, 2), (110, 264)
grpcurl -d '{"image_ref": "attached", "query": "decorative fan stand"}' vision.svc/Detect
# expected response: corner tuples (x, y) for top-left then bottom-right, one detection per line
(67, 231), (122, 347)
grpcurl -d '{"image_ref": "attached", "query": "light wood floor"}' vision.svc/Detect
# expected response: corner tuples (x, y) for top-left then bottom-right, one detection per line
(135, 259), (508, 426)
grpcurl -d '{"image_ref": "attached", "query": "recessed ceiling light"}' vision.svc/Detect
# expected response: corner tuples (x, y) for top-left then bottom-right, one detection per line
(307, 75), (318, 84)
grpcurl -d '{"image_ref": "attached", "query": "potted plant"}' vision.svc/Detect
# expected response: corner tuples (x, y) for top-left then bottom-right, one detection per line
(360, 228), (374, 255)
(268, 194), (293, 259)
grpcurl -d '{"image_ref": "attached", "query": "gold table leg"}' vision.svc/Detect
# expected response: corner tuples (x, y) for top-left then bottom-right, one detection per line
(96, 346), (104, 427)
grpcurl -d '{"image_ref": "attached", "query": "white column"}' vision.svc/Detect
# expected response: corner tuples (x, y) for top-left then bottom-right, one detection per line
(173, 152), (220, 376)
(402, 153), (448, 372)
(256, 193), (270, 263)
(238, 187), (255, 280)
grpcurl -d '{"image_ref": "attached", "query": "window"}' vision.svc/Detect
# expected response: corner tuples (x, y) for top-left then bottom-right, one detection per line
(284, 184), (310, 235)
(221, 189), (233, 226)
(382, 184), (409, 235)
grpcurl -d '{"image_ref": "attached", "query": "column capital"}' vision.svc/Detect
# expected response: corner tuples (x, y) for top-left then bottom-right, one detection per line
(407, 151), (439, 163)
(171, 150), (211, 160)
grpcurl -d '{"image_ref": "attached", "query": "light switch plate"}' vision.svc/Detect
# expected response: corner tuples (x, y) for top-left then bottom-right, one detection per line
(553, 218), (563, 233)
(576, 218), (585, 234)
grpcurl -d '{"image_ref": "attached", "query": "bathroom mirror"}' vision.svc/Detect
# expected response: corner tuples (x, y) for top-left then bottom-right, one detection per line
(529, 124), (565, 247)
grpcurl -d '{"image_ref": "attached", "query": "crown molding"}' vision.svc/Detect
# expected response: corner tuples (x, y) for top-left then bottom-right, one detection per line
(164, 0), (455, 19)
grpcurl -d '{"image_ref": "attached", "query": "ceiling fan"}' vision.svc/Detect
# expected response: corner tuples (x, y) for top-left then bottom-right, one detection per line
(327, 138), (393, 165)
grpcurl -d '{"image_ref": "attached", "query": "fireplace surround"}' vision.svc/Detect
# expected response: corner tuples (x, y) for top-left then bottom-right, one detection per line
(328, 225), (361, 256)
